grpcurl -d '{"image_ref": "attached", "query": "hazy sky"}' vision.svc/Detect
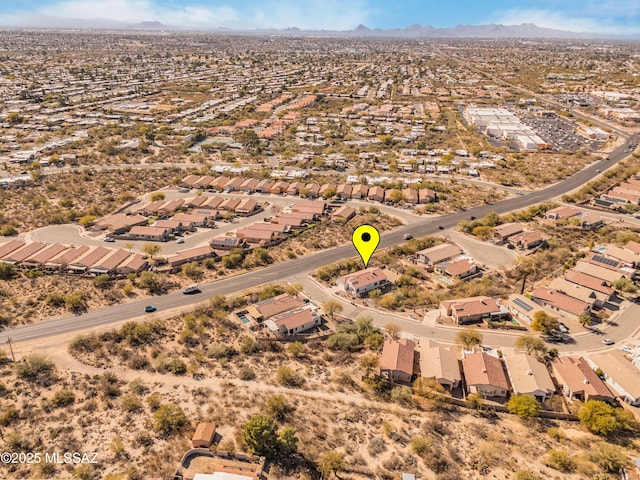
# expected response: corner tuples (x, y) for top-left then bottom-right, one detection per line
(1, 0), (640, 33)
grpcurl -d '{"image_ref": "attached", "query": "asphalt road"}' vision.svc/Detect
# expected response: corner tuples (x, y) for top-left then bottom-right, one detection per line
(1, 135), (639, 345)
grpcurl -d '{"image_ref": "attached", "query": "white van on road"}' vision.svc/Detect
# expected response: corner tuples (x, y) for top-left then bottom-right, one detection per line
(183, 284), (200, 294)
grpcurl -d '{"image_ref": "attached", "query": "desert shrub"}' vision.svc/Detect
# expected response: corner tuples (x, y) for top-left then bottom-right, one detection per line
(15, 354), (55, 385)
(51, 390), (76, 407)
(238, 366), (256, 381)
(69, 334), (102, 354)
(545, 449), (575, 472)
(121, 394), (143, 413)
(410, 435), (433, 457)
(153, 403), (187, 437)
(590, 442), (628, 473)
(0, 405), (19, 426)
(275, 366), (301, 387)
(264, 395), (294, 421)
(546, 427), (566, 442)
(207, 343), (237, 360)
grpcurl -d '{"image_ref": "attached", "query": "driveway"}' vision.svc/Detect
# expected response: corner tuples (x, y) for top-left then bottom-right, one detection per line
(446, 230), (519, 269)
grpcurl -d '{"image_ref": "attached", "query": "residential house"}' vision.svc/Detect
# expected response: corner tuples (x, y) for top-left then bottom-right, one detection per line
(416, 243), (463, 269)
(530, 287), (592, 319)
(548, 277), (607, 308)
(319, 183), (337, 197)
(402, 188), (419, 205)
(153, 219), (183, 233)
(224, 177), (244, 192)
(336, 267), (390, 297)
(418, 188), (437, 204)
(384, 189), (401, 204)
(200, 196), (224, 210)
(2, 242), (47, 265)
(239, 178), (260, 193)
(598, 244), (640, 268)
(367, 185), (385, 202)
(418, 342), (461, 390)
(434, 258), (477, 281)
(191, 423), (217, 448)
(587, 353), (640, 406)
(256, 179), (275, 193)
(0, 240), (26, 260)
(115, 253), (148, 275)
(552, 356), (615, 403)
(20, 243), (67, 269)
(168, 246), (217, 269)
(210, 236), (247, 250)
(331, 205), (356, 222)
(507, 294), (555, 325)
(379, 338), (416, 385)
(235, 227), (283, 246)
(235, 198), (259, 216)
(336, 183), (352, 200)
(245, 294), (306, 321)
(128, 226), (172, 242)
(67, 247), (111, 273)
(88, 249), (130, 275)
(105, 215), (149, 235)
(304, 183), (320, 198)
(509, 230), (544, 250)
(579, 212), (606, 230)
(286, 181), (305, 196)
(493, 223), (523, 243)
(503, 350), (555, 402)
(546, 206), (581, 220)
(193, 175), (215, 189)
(218, 198), (241, 211)
(564, 270), (615, 301)
(264, 307), (322, 336)
(350, 184), (369, 199)
(179, 174), (201, 188)
(45, 245), (90, 271)
(461, 350), (510, 398)
(574, 260), (625, 284)
(440, 296), (507, 324)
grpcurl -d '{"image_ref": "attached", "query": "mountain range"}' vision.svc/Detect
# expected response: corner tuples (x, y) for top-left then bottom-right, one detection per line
(0, 15), (618, 39)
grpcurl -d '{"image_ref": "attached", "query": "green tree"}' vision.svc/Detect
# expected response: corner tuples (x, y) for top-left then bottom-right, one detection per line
(322, 300), (343, 320)
(182, 262), (203, 280)
(152, 403), (187, 437)
(613, 277), (637, 293)
(276, 426), (298, 455)
(243, 415), (278, 456)
(359, 353), (379, 376)
(65, 291), (86, 313)
(577, 400), (625, 436)
(455, 327), (483, 349)
(275, 366), (300, 387)
(237, 129), (260, 151)
(79, 214), (97, 228)
(317, 450), (346, 479)
(143, 244), (161, 260)
(0, 225), (18, 237)
(514, 470), (541, 480)
(514, 334), (547, 357)
(92, 274), (110, 289)
(508, 394), (541, 419)
(531, 311), (559, 334)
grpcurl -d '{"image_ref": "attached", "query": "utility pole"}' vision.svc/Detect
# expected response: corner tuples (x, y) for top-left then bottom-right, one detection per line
(6, 338), (15, 363)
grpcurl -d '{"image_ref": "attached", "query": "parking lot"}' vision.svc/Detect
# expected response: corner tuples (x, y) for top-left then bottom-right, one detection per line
(518, 111), (601, 153)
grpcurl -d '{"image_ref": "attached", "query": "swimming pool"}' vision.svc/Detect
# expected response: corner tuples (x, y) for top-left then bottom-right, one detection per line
(236, 313), (250, 324)
(437, 276), (452, 285)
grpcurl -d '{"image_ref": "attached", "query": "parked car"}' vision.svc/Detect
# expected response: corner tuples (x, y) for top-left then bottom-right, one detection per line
(176, 238), (185, 244)
(602, 338), (615, 345)
(144, 305), (157, 313)
(558, 323), (569, 333)
(104, 237), (115, 243)
(620, 345), (635, 354)
(403, 233), (413, 240)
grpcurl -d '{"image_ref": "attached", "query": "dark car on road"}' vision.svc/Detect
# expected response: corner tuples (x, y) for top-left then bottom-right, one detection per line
(144, 305), (157, 313)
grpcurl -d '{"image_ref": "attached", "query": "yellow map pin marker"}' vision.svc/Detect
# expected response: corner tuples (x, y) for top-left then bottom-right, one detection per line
(352, 224), (380, 268)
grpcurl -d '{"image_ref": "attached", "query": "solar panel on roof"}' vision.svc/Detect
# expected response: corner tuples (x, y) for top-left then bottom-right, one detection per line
(513, 297), (534, 312)
(592, 254), (618, 267)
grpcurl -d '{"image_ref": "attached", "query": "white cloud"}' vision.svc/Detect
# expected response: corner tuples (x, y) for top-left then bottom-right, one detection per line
(493, 8), (640, 34)
(0, 0), (370, 30)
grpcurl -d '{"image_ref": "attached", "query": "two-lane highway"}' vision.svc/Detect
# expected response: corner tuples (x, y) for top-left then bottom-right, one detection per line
(1, 135), (638, 345)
